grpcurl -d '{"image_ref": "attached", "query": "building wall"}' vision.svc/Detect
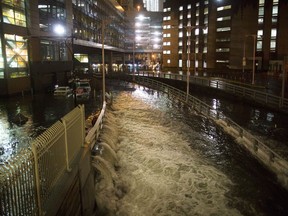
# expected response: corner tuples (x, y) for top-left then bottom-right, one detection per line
(0, 0), (126, 96)
(163, 0), (288, 73)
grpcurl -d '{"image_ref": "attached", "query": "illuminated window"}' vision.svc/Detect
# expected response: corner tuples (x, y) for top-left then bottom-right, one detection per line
(2, 6), (26, 27)
(216, 27), (231, 32)
(216, 48), (230, 52)
(217, 5), (231, 11)
(217, 16), (231, 21)
(257, 40), (263, 51)
(2, 0), (25, 7)
(74, 54), (89, 63)
(5, 34), (28, 78)
(270, 29), (277, 51)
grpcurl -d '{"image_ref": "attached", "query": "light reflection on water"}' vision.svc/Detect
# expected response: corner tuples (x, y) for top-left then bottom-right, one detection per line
(0, 93), (101, 163)
(95, 85), (288, 216)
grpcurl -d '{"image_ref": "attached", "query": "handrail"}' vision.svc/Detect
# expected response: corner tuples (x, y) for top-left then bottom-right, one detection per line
(0, 104), (88, 215)
(134, 76), (288, 190)
(132, 71), (288, 112)
(85, 101), (107, 149)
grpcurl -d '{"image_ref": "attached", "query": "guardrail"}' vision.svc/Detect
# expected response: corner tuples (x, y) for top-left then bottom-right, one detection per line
(134, 76), (288, 190)
(85, 102), (107, 148)
(133, 71), (288, 112)
(0, 103), (103, 216)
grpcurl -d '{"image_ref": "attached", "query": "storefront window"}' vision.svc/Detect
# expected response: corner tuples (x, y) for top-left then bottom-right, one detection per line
(4, 34), (28, 78)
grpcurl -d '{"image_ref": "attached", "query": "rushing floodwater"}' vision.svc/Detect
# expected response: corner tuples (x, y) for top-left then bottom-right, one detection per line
(93, 84), (288, 216)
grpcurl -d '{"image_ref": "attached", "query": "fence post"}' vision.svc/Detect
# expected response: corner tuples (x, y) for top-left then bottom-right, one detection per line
(80, 105), (85, 147)
(60, 119), (72, 172)
(31, 145), (43, 216)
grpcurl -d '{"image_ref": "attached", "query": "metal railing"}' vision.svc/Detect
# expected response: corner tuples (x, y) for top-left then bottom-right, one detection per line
(134, 76), (288, 190)
(0, 104), (88, 215)
(0, 96), (107, 215)
(133, 71), (288, 112)
(85, 102), (107, 148)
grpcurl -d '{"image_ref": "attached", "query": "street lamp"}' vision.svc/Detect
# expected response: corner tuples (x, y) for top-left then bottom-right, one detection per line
(243, 34), (256, 84)
(101, 20), (106, 103)
(100, 19), (112, 104)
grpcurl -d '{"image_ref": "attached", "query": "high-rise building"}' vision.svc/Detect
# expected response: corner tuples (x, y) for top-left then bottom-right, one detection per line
(162, 0), (288, 74)
(125, 9), (163, 69)
(143, 0), (163, 12)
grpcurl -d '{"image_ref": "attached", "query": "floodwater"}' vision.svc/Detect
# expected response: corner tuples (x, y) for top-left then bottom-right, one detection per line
(93, 83), (288, 216)
(0, 93), (101, 163)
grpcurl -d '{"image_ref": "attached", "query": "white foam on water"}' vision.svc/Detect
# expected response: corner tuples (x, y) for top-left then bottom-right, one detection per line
(95, 91), (242, 216)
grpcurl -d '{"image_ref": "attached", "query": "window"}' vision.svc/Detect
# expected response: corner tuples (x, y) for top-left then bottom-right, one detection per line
(216, 27), (231, 32)
(217, 16), (231, 21)
(2, 0), (25, 7)
(257, 40), (263, 51)
(2, 6), (26, 27)
(216, 48), (230, 52)
(74, 53), (89, 63)
(270, 28), (277, 51)
(179, 59), (182, 67)
(40, 40), (68, 61)
(38, 1), (66, 32)
(163, 7), (171, 12)
(163, 33), (171, 38)
(5, 34), (28, 78)
(217, 5), (231, 11)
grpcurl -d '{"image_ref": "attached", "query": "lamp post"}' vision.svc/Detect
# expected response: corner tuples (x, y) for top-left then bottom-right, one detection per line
(244, 34), (256, 84)
(52, 24), (78, 105)
(101, 20), (106, 104)
(99, 19), (112, 104)
(133, 39), (135, 81)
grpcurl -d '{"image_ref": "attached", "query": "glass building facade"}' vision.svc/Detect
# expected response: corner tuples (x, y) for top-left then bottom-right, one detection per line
(0, 0), (127, 95)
